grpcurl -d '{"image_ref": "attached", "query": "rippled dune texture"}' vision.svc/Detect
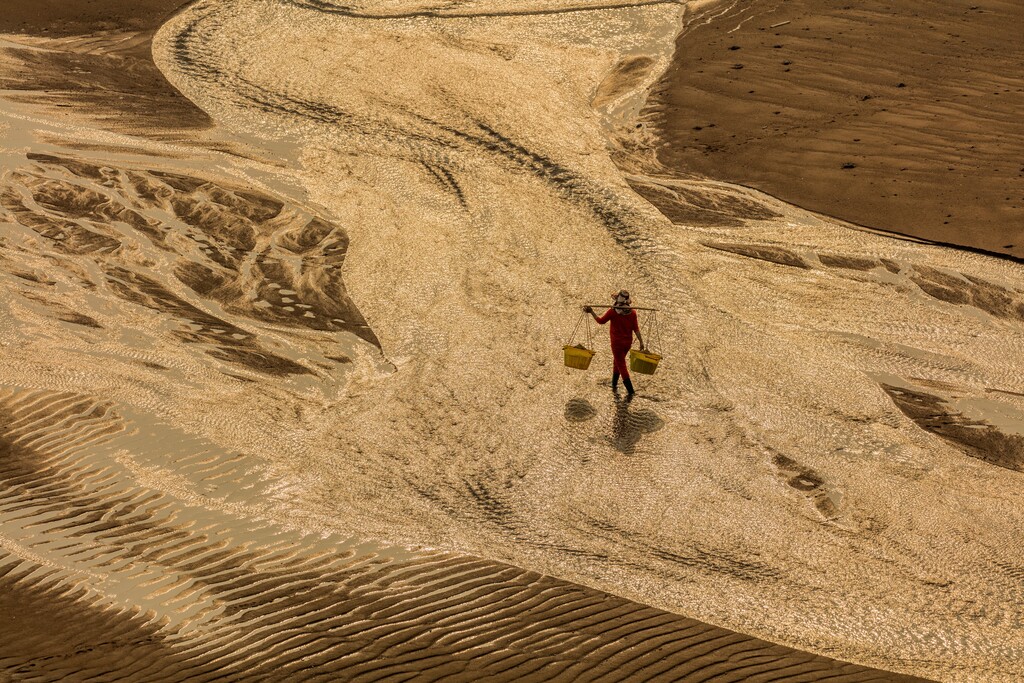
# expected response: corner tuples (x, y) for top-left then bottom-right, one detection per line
(152, 1), (1024, 679)
(1, 386), (927, 681)
(1, 0), (1022, 679)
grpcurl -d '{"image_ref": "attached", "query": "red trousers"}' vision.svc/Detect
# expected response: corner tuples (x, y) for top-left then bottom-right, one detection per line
(612, 344), (631, 377)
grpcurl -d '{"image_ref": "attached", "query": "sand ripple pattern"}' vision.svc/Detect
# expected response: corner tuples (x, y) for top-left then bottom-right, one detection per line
(142, 0), (1024, 679)
(0, 386), (925, 682)
(0, 0), (1021, 678)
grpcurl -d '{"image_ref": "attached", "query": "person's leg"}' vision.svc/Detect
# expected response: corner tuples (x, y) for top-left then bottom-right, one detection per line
(612, 345), (635, 395)
(612, 347), (631, 393)
(610, 348), (626, 389)
(612, 371), (620, 390)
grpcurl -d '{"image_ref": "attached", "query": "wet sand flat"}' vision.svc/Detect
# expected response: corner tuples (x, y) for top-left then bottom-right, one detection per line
(150, 2), (1024, 678)
(646, 0), (1024, 257)
(0, 0), (923, 677)
(0, 386), (930, 682)
(0, 110), (921, 683)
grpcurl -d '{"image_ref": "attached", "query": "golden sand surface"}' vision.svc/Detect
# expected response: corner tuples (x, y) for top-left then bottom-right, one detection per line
(0, 385), (929, 681)
(0, 0), (1021, 680)
(646, 0), (1024, 258)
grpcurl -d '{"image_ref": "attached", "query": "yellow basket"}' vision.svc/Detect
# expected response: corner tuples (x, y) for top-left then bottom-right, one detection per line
(563, 345), (596, 371)
(629, 349), (662, 375)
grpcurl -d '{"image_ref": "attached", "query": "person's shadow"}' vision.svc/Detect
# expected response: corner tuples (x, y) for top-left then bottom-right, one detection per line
(610, 394), (664, 455)
(564, 398), (597, 422)
(564, 396), (662, 455)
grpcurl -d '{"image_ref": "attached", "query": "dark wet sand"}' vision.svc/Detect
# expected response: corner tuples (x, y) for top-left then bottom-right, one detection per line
(0, 0), (210, 132)
(646, 0), (1024, 258)
(0, 0), (189, 36)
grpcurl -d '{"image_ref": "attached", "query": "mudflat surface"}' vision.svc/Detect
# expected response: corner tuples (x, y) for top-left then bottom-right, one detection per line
(646, 0), (1024, 257)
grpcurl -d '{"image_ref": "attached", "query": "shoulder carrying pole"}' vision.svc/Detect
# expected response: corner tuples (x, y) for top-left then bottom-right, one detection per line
(582, 305), (659, 311)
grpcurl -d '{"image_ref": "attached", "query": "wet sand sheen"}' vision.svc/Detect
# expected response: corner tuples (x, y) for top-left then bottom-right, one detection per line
(646, 0), (1024, 258)
(153, 0), (1024, 678)
(0, 386), (929, 682)
(0, 0), (928, 678)
(3, 0), (1024, 679)
(0, 151), (923, 676)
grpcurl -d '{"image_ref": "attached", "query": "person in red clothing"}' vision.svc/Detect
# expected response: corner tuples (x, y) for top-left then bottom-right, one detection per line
(584, 290), (645, 396)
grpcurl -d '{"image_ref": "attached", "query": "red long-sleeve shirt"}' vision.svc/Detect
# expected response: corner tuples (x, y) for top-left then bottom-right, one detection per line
(597, 308), (639, 349)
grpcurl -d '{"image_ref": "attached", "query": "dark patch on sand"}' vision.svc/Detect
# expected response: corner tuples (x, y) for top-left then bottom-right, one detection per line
(592, 56), (656, 110)
(648, 0), (1024, 256)
(104, 265), (311, 377)
(11, 271), (56, 285)
(986, 387), (1024, 399)
(909, 266), (1024, 322)
(8, 155), (379, 346)
(26, 153), (107, 181)
(1, 185), (123, 256)
(422, 161), (468, 208)
(626, 177), (780, 227)
(0, 0), (191, 36)
(881, 384), (1024, 472)
(772, 452), (840, 518)
(819, 254), (881, 271)
(0, 555), (183, 679)
(16, 290), (103, 328)
(564, 398), (597, 422)
(9, 158), (170, 249)
(0, 399), (139, 534)
(0, 43), (210, 133)
(818, 253), (902, 274)
(610, 398), (664, 454)
(58, 312), (103, 328)
(704, 241), (809, 269)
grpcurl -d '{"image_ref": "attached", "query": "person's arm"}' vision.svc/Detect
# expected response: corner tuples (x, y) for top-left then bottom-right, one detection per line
(584, 306), (612, 324)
